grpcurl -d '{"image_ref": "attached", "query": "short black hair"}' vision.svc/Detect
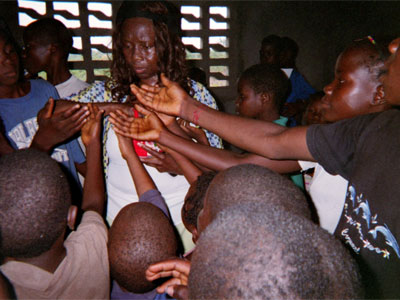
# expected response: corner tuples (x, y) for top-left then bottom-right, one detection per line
(261, 34), (281, 49)
(182, 172), (217, 230)
(280, 36), (299, 60)
(205, 164), (311, 222)
(0, 149), (71, 258)
(108, 202), (178, 293)
(23, 18), (73, 58)
(189, 202), (363, 299)
(239, 64), (289, 112)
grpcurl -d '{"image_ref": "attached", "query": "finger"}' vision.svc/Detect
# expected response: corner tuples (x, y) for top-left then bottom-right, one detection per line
(139, 158), (162, 166)
(170, 285), (189, 300)
(147, 259), (191, 277)
(62, 103), (86, 119)
(160, 73), (173, 88)
(156, 278), (183, 294)
(112, 127), (136, 139)
(44, 97), (55, 119)
(134, 104), (152, 117)
(139, 144), (165, 159)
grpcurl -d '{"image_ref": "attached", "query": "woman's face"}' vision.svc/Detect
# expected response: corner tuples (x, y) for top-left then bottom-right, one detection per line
(121, 17), (159, 85)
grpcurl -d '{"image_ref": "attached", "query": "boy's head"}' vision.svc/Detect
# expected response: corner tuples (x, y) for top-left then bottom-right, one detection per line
(279, 36), (299, 68)
(235, 64), (289, 119)
(0, 28), (22, 87)
(197, 164), (310, 234)
(321, 37), (391, 123)
(189, 203), (363, 299)
(22, 18), (73, 75)
(0, 149), (72, 259)
(259, 34), (281, 66)
(181, 172), (216, 244)
(108, 202), (178, 293)
(381, 37), (400, 105)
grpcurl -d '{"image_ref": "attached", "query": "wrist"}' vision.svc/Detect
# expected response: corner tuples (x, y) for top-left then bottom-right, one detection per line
(31, 135), (52, 153)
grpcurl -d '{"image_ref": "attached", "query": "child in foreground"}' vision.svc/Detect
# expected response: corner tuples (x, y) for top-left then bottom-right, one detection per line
(0, 104), (109, 299)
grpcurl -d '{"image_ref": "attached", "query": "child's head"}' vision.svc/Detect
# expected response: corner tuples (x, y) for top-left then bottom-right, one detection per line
(189, 202), (363, 299)
(181, 172), (216, 244)
(321, 37), (391, 122)
(259, 34), (281, 66)
(0, 149), (72, 259)
(302, 91), (327, 125)
(108, 202), (178, 293)
(197, 164), (310, 234)
(279, 36), (299, 68)
(22, 18), (73, 75)
(235, 64), (289, 119)
(0, 28), (22, 88)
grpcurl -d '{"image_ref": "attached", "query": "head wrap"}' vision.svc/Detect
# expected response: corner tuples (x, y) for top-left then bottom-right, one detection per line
(116, 1), (181, 36)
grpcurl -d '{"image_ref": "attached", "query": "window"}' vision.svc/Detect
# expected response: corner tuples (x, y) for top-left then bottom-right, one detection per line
(180, 4), (232, 88)
(18, 0), (113, 82)
(17, 1), (233, 88)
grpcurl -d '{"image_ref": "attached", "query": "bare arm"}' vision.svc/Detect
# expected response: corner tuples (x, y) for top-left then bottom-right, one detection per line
(130, 74), (314, 161)
(110, 107), (302, 174)
(80, 104), (105, 215)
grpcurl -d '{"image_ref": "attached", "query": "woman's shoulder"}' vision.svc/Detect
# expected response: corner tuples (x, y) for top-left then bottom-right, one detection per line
(188, 79), (218, 109)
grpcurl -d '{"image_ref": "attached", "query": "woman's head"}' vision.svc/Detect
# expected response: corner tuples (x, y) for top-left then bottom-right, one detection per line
(111, 1), (188, 101)
(321, 37), (390, 122)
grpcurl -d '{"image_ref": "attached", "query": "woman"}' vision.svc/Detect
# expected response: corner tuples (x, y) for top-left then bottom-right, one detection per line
(66, 1), (222, 250)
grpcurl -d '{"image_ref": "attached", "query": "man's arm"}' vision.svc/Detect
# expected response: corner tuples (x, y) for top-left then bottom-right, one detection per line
(129, 74), (314, 162)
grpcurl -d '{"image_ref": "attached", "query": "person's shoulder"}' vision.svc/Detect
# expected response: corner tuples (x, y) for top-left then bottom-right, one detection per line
(30, 78), (56, 90)
(189, 79), (218, 108)
(30, 79), (59, 98)
(67, 211), (108, 243)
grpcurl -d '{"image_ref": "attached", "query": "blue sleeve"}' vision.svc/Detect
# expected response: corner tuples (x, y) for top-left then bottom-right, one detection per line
(287, 70), (316, 103)
(139, 189), (171, 219)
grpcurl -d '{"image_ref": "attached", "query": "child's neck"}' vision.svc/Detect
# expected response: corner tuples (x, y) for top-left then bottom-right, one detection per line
(47, 63), (71, 86)
(257, 109), (280, 123)
(6, 232), (67, 273)
(0, 81), (30, 99)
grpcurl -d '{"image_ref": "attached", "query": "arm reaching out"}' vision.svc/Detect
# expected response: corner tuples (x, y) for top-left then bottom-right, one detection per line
(80, 103), (105, 215)
(131, 75), (314, 162)
(31, 98), (89, 153)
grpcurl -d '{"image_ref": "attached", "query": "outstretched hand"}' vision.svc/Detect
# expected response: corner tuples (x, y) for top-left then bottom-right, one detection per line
(130, 73), (190, 117)
(177, 118), (209, 146)
(109, 105), (166, 141)
(81, 103), (104, 147)
(146, 258), (190, 300)
(33, 98), (89, 152)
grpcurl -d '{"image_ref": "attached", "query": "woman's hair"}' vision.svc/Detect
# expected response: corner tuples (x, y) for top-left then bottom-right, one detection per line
(111, 1), (190, 102)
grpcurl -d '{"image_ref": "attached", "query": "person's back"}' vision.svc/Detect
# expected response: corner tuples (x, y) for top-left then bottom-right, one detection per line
(189, 202), (363, 299)
(0, 105), (109, 299)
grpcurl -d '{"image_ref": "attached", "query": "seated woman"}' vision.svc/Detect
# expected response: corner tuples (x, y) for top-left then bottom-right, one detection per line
(65, 1), (222, 251)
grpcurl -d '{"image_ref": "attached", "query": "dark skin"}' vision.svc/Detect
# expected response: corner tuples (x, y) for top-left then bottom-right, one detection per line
(0, 34), (89, 176)
(5, 104), (105, 273)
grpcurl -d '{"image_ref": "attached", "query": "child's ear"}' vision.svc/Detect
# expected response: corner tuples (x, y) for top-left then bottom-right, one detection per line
(49, 43), (58, 54)
(191, 227), (199, 244)
(67, 205), (78, 230)
(261, 92), (272, 104)
(372, 85), (387, 106)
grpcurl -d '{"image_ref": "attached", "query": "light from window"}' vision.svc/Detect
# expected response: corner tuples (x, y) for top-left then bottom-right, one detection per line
(90, 36), (112, 49)
(210, 66), (229, 76)
(71, 69), (87, 81)
(185, 49), (202, 60)
(209, 36), (229, 47)
(18, 0), (45, 14)
(209, 6), (229, 18)
(181, 18), (200, 30)
(53, 1), (79, 16)
(209, 18), (228, 30)
(91, 49), (110, 61)
(181, 6), (201, 18)
(18, 12), (36, 26)
(88, 2), (112, 17)
(54, 14), (80, 28)
(72, 36), (83, 50)
(88, 15), (112, 29)
(182, 37), (202, 49)
(209, 76), (228, 87)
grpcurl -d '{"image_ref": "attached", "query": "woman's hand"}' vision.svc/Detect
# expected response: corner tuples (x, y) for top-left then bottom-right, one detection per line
(177, 119), (210, 146)
(139, 144), (183, 175)
(130, 73), (192, 117)
(109, 105), (166, 141)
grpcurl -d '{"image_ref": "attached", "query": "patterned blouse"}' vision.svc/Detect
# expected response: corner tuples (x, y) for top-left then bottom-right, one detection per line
(65, 78), (223, 174)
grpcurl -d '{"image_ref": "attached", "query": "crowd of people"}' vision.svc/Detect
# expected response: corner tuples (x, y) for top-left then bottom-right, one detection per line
(0, 1), (399, 299)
